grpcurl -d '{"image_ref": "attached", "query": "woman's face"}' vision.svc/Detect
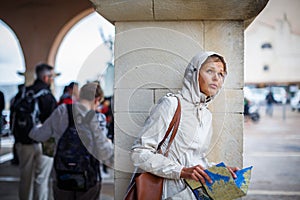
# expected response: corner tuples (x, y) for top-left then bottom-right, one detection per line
(198, 60), (226, 97)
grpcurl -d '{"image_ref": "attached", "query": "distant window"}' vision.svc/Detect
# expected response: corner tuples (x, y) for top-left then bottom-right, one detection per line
(261, 43), (272, 49)
(263, 65), (269, 71)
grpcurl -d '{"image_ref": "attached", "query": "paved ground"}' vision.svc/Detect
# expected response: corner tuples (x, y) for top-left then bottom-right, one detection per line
(0, 138), (114, 200)
(0, 104), (299, 199)
(244, 104), (300, 200)
(0, 159), (114, 200)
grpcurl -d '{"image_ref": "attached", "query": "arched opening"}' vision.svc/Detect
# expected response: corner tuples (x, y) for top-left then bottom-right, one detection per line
(49, 10), (115, 100)
(0, 20), (25, 109)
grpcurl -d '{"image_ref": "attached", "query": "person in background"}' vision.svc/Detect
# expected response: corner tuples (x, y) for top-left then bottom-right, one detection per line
(58, 81), (79, 105)
(29, 82), (114, 200)
(0, 90), (5, 134)
(11, 63), (57, 200)
(265, 89), (276, 117)
(130, 52), (239, 199)
(96, 97), (115, 176)
(9, 84), (25, 165)
(98, 98), (114, 142)
(244, 97), (250, 122)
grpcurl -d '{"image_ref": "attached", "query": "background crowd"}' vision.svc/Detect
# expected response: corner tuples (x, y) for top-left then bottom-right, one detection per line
(2, 63), (114, 200)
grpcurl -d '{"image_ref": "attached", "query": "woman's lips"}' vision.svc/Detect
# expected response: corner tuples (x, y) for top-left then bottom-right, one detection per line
(209, 84), (218, 89)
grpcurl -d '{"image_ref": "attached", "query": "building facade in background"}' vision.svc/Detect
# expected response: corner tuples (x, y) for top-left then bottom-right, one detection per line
(245, 14), (300, 92)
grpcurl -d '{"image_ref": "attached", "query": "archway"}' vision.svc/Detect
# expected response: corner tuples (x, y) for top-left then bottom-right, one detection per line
(0, 20), (25, 108)
(49, 9), (115, 99)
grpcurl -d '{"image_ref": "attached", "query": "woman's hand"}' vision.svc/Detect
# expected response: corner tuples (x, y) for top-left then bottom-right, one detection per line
(180, 165), (212, 185)
(227, 166), (240, 179)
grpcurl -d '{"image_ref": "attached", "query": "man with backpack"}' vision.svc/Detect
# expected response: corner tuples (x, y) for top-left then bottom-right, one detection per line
(29, 82), (114, 200)
(11, 63), (57, 200)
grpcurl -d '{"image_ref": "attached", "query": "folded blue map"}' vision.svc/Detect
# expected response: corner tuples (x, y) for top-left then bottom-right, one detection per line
(185, 162), (253, 200)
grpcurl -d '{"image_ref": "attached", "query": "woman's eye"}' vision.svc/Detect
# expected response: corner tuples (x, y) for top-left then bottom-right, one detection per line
(219, 73), (225, 77)
(207, 69), (213, 74)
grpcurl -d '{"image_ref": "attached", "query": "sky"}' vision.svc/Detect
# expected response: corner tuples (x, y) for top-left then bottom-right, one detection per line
(54, 12), (114, 86)
(0, 12), (115, 86)
(0, 20), (24, 84)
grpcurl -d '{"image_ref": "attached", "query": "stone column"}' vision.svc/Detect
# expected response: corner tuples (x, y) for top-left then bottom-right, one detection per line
(90, 1), (269, 199)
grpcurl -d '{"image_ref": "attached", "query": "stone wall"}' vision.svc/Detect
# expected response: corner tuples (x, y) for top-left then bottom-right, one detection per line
(113, 21), (244, 199)
(90, 1), (269, 199)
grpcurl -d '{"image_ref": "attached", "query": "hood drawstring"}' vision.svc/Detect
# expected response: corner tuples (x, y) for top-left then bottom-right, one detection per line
(195, 96), (212, 126)
(195, 103), (206, 126)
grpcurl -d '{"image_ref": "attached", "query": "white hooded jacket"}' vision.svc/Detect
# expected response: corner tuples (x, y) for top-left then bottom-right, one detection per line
(131, 51), (226, 199)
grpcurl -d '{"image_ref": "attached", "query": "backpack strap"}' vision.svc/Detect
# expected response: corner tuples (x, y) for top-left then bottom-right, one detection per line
(33, 89), (50, 99)
(12, 87), (27, 108)
(66, 104), (75, 127)
(20, 86), (26, 99)
(32, 89), (51, 125)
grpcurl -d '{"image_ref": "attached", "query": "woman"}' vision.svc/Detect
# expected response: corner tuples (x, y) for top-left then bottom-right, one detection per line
(130, 51), (239, 199)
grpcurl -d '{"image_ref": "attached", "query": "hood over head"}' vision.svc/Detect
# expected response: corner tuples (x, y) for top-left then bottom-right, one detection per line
(180, 51), (227, 106)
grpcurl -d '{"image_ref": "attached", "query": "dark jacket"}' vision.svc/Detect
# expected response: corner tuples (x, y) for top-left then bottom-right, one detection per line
(13, 79), (57, 123)
(28, 79), (57, 123)
(0, 91), (4, 112)
(266, 92), (276, 105)
(0, 91), (4, 130)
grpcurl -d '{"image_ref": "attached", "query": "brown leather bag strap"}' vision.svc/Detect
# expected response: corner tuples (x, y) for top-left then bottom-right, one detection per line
(164, 100), (181, 157)
(157, 96), (181, 156)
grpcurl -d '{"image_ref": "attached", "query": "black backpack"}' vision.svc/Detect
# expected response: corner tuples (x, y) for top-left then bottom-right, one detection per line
(54, 104), (100, 191)
(12, 87), (50, 144)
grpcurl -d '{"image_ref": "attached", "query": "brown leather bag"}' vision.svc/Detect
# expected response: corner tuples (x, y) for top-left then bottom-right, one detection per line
(124, 96), (181, 200)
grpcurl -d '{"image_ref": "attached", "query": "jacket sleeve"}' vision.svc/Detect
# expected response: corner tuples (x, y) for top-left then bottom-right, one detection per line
(29, 104), (68, 142)
(130, 96), (183, 180)
(81, 113), (114, 167)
